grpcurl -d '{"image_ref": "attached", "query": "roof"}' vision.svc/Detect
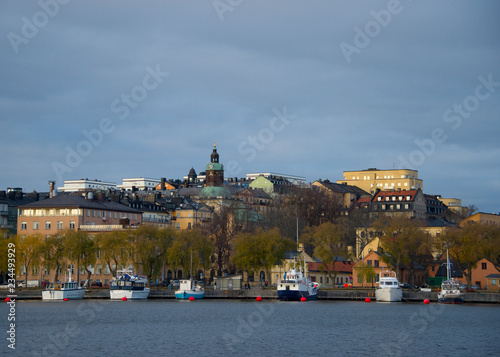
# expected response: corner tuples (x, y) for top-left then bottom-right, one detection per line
(308, 261), (353, 273)
(18, 194), (141, 213)
(199, 186), (232, 199)
(486, 274), (500, 278)
(316, 180), (369, 196)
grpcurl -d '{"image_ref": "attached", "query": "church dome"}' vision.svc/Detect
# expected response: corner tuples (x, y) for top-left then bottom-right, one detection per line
(199, 186), (231, 199)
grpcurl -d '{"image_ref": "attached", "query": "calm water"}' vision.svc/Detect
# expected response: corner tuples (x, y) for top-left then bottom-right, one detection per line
(2, 299), (499, 356)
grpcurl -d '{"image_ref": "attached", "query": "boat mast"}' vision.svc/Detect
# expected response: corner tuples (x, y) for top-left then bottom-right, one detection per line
(446, 248), (450, 281)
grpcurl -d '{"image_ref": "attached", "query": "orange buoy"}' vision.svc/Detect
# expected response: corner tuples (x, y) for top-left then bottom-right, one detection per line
(4, 297), (11, 302)
(365, 297), (371, 303)
(256, 296), (262, 302)
(300, 297), (307, 302)
(424, 299), (430, 304)
(189, 296), (195, 301)
(63, 298), (69, 301)
(122, 297), (127, 301)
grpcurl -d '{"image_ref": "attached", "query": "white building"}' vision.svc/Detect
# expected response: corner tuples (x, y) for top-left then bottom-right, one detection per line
(117, 178), (161, 191)
(58, 179), (117, 192)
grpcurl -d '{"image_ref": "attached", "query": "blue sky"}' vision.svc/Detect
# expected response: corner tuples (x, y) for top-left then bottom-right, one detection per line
(1, 1), (499, 213)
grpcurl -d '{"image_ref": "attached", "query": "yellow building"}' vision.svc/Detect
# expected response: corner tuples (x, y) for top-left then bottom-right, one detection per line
(337, 168), (423, 195)
(437, 197), (462, 212)
(172, 198), (213, 230)
(460, 212), (500, 226)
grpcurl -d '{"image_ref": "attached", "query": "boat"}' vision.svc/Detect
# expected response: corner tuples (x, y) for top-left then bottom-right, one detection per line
(175, 279), (205, 299)
(437, 249), (464, 304)
(375, 270), (403, 302)
(277, 218), (318, 301)
(109, 269), (150, 300)
(277, 264), (319, 301)
(42, 270), (85, 300)
(175, 249), (204, 299)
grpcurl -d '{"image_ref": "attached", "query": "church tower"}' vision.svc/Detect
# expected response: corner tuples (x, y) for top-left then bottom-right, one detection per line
(205, 143), (224, 187)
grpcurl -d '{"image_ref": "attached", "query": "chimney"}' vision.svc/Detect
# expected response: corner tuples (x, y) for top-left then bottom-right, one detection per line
(161, 178), (166, 191)
(49, 181), (55, 198)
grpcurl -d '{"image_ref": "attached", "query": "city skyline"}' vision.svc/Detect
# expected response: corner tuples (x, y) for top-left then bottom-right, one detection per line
(1, 1), (499, 213)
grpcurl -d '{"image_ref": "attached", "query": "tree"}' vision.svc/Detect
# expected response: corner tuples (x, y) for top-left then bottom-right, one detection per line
(441, 222), (495, 288)
(232, 228), (295, 283)
(375, 216), (428, 282)
(39, 232), (66, 282)
(95, 230), (132, 278)
(131, 226), (175, 284)
(167, 229), (212, 279)
(17, 234), (44, 281)
(302, 222), (349, 284)
(0, 231), (15, 284)
(355, 262), (376, 287)
(64, 230), (97, 284)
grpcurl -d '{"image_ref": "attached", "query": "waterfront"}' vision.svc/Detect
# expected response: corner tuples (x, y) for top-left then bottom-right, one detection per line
(3, 299), (499, 356)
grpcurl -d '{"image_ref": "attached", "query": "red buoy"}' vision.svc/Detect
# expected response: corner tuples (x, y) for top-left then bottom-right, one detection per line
(122, 297), (127, 301)
(423, 299), (430, 304)
(300, 297), (307, 302)
(189, 296), (195, 301)
(4, 297), (11, 302)
(365, 297), (371, 303)
(256, 296), (262, 302)
(63, 298), (69, 301)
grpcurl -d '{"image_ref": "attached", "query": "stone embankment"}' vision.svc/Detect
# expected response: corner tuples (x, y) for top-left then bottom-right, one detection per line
(2, 288), (500, 303)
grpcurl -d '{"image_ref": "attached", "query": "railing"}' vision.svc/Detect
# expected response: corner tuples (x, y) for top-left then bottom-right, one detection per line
(79, 225), (126, 231)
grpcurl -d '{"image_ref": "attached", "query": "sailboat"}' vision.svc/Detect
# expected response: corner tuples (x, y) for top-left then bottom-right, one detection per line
(437, 249), (464, 304)
(175, 249), (204, 300)
(276, 218), (319, 301)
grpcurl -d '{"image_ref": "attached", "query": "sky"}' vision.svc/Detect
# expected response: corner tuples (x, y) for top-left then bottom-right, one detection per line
(1, 1), (499, 213)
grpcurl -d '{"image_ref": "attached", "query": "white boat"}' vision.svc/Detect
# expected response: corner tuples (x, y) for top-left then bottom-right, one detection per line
(42, 270), (85, 300)
(175, 279), (205, 300)
(277, 265), (318, 301)
(375, 270), (403, 302)
(437, 249), (463, 304)
(110, 270), (150, 300)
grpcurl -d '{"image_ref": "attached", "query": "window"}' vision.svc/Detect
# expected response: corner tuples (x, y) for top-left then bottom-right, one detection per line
(45, 221), (51, 230)
(21, 222), (27, 230)
(482, 262), (487, 270)
(187, 222), (192, 229)
(367, 260), (372, 266)
(57, 221), (63, 230)
(33, 221), (39, 230)
(92, 210), (95, 217)
(97, 211), (101, 218)
(96, 265), (102, 275)
(69, 221), (75, 229)
(104, 265), (110, 275)
(87, 209), (90, 217)
(374, 260), (379, 268)
(103, 211), (106, 219)
(358, 275), (363, 283)
(33, 266), (38, 275)
(114, 212), (117, 219)
(492, 279), (497, 286)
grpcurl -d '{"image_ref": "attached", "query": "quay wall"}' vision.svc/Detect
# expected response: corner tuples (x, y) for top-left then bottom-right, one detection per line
(2, 288), (500, 303)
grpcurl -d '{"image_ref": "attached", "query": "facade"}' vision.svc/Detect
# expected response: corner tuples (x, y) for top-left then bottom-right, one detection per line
(58, 179), (117, 192)
(367, 189), (427, 219)
(172, 198), (213, 230)
(118, 177), (161, 191)
(486, 274), (500, 291)
(466, 258), (500, 290)
(307, 261), (353, 287)
(17, 194), (142, 236)
(0, 199), (9, 229)
(338, 168), (423, 195)
(460, 212), (500, 226)
(313, 179), (370, 212)
(235, 188), (272, 214)
(437, 197), (462, 212)
(249, 175), (293, 196)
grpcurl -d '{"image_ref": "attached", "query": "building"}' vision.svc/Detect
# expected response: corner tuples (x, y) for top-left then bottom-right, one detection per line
(312, 179), (370, 212)
(307, 261), (354, 287)
(246, 172), (306, 186)
(205, 144), (224, 187)
(365, 189), (427, 219)
(117, 177), (161, 191)
(437, 197), (463, 212)
(460, 212), (500, 226)
(337, 168), (423, 194)
(17, 193), (142, 236)
(172, 198), (213, 230)
(466, 258), (500, 290)
(248, 175), (293, 196)
(58, 179), (117, 192)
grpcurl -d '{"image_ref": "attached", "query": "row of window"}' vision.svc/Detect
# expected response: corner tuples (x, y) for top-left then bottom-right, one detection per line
(374, 204), (411, 210)
(86, 209), (137, 220)
(20, 221), (76, 230)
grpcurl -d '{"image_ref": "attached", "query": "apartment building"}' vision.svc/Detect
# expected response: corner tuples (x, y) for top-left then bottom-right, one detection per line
(337, 168), (423, 194)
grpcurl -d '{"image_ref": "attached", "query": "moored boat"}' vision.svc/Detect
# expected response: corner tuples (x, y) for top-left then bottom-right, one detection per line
(110, 270), (150, 300)
(277, 265), (318, 301)
(438, 249), (463, 304)
(42, 270), (85, 300)
(175, 279), (204, 299)
(375, 270), (403, 302)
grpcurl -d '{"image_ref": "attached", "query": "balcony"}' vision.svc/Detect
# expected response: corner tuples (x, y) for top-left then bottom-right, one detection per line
(79, 224), (126, 231)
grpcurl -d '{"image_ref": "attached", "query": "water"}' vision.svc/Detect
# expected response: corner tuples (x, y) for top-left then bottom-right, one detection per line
(3, 299), (499, 356)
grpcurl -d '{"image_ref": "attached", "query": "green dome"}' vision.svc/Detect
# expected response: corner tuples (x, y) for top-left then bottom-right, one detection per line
(206, 162), (224, 171)
(199, 186), (231, 199)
